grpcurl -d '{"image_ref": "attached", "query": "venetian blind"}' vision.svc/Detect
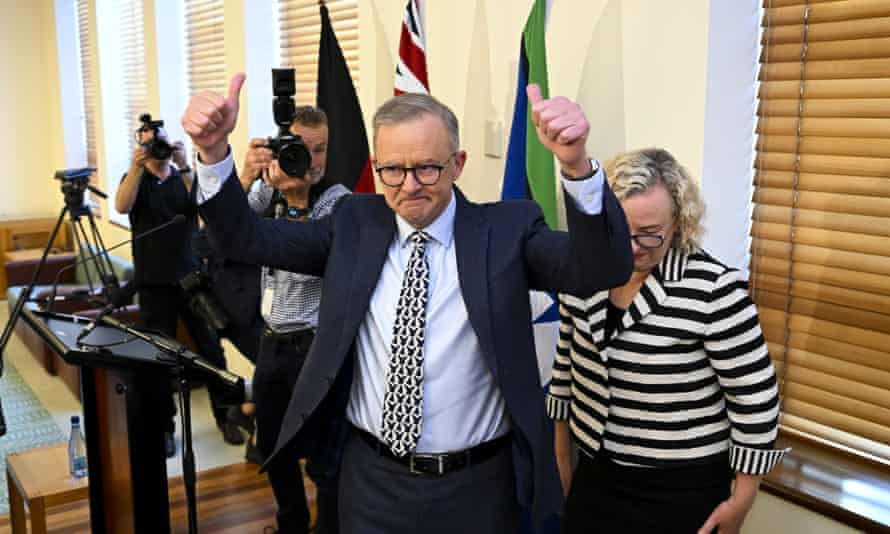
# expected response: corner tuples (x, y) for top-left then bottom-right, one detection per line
(76, 0), (98, 169)
(185, 0), (227, 96)
(121, 0), (148, 151)
(277, 0), (360, 105)
(752, 0), (890, 462)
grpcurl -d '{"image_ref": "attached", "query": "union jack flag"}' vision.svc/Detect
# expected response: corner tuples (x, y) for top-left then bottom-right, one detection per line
(394, 0), (429, 95)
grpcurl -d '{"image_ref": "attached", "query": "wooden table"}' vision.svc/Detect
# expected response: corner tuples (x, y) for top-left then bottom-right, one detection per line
(6, 443), (89, 534)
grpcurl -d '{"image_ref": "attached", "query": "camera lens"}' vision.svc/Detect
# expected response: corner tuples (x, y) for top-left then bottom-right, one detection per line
(278, 142), (310, 178)
(150, 139), (173, 160)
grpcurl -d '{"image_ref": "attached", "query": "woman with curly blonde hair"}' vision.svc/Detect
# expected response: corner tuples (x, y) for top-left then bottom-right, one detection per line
(548, 148), (786, 533)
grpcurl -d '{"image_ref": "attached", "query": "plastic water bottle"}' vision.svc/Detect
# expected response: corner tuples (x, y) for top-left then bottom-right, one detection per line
(68, 415), (88, 478)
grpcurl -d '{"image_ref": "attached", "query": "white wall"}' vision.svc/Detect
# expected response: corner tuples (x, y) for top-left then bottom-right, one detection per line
(622, 0), (711, 179)
(243, 0), (277, 142)
(701, 0), (761, 271)
(54, 0), (89, 170)
(155, 0), (187, 152)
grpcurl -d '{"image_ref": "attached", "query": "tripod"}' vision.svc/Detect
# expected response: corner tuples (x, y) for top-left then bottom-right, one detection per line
(0, 168), (120, 436)
(0, 167), (120, 360)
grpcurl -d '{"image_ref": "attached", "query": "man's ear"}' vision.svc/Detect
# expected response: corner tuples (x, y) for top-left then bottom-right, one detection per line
(452, 150), (468, 181)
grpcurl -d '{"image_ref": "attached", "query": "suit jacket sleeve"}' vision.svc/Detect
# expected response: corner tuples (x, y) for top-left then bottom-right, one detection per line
(199, 169), (334, 277)
(524, 184), (632, 297)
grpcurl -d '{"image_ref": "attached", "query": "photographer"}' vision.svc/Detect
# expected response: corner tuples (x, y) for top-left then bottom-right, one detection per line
(239, 106), (348, 534)
(115, 115), (244, 456)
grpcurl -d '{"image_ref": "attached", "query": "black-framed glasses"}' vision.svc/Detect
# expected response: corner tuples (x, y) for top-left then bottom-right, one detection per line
(631, 234), (665, 249)
(375, 153), (457, 187)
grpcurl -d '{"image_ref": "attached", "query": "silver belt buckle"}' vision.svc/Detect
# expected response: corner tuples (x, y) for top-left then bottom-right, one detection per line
(409, 453), (445, 476)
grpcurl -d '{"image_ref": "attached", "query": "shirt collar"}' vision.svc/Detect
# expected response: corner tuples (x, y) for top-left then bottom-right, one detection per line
(145, 164), (176, 183)
(656, 247), (689, 282)
(394, 189), (456, 248)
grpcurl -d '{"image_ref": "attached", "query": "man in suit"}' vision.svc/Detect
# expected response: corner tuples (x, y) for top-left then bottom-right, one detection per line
(182, 73), (633, 533)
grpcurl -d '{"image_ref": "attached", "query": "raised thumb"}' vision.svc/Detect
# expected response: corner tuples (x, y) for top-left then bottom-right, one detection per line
(526, 84), (544, 106)
(228, 72), (246, 105)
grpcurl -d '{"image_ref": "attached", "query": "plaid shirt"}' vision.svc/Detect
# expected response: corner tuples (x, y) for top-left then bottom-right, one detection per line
(247, 180), (349, 333)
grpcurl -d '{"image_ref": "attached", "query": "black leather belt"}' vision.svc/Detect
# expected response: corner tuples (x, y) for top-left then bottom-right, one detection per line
(262, 327), (315, 350)
(354, 427), (510, 477)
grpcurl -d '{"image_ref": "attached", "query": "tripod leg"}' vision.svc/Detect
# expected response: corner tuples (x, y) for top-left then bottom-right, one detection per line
(69, 218), (97, 295)
(72, 208), (122, 304)
(0, 205), (69, 362)
(85, 211), (119, 291)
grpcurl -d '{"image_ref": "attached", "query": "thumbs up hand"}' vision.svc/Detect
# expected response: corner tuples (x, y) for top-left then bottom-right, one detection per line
(182, 73), (246, 164)
(526, 84), (592, 178)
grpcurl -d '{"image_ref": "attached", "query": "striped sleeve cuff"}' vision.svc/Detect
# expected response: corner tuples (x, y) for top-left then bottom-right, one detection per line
(729, 444), (791, 475)
(546, 393), (571, 421)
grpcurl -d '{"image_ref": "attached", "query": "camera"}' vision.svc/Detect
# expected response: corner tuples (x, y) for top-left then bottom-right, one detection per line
(136, 113), (174, 161)
(265, 68), (310, 178)
(54, 167), (96, 212)
(54, 167), (96, 183)
(180, 271), (230, 331)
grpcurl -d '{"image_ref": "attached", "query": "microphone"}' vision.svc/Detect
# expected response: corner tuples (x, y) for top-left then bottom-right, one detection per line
(74, 279), (138, 343)
(75, 302), (116, 342)
(46, 214), (186, 311)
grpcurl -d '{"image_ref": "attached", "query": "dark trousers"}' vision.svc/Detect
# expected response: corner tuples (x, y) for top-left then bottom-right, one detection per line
(339, 428), (519, 534)
(254, 329), (338, 534)
(218, 313), (263, 364)
(139, 284), (234, 431)
(562, 452), (732, 534)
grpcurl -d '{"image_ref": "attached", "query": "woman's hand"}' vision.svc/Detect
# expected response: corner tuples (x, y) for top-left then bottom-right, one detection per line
(554, 420), (574, 496)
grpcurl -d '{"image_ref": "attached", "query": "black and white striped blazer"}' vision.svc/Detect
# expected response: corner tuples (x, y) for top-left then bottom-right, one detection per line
(547, 248), (788, 475)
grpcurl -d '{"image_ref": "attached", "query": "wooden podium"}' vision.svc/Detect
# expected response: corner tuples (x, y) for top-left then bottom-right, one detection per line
(23, 308), (177, 534)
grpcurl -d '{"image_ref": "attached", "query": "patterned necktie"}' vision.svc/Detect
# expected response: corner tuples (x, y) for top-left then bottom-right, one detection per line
(381, 230), (431, 457)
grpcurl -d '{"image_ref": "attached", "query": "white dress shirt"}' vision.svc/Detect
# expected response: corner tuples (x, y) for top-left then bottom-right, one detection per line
(196, 151), (606, 453)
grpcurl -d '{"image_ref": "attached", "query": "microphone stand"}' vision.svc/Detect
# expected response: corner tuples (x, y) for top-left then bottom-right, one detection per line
(86, 314), (242, 534)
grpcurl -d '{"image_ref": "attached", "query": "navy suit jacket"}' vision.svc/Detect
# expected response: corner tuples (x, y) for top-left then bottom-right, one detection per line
(201, 173), (632, 524)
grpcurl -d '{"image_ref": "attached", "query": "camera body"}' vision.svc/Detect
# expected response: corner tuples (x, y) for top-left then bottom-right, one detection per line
(137, 113), (174, 161)
(265, 68), (310, 178)
(54, 167), (96, 212)
(180, 271), (230, 331)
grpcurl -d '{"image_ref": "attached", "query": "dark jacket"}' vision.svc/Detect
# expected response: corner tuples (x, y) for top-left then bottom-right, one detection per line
(200, 173), (632, 525)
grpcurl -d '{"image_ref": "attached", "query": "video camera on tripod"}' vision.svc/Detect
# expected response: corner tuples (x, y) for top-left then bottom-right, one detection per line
(0, 167), (121, 437)
(54, 167), (105, 218)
